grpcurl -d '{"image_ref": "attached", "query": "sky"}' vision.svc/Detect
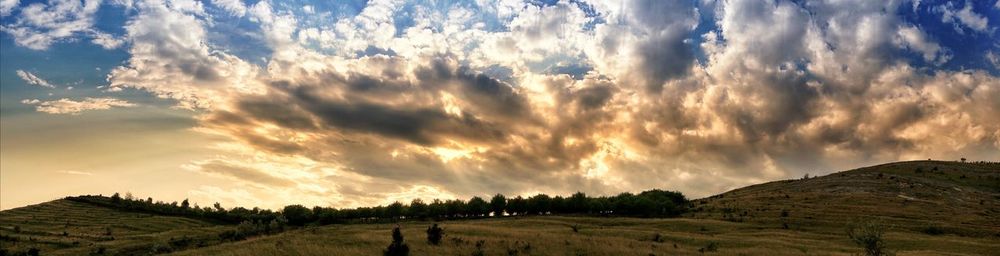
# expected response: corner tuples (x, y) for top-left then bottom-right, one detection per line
(1, 0), (998, 210)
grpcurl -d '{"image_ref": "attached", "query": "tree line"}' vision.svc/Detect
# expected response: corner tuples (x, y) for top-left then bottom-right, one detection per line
(66, 189), (688, 227)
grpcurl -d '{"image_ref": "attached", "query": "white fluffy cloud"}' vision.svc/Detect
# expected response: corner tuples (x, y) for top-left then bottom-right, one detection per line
(107, 0), (264, 109)
(15, 70), (56, 88)
(0, 0), (17, 17)
(936, 1), (990, 33)
(21, 97), (136, 114)
(0, 0), (105, 50)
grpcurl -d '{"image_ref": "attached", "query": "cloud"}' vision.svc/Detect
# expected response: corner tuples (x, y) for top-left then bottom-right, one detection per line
(91, 31), (124, 49)
(0, 0), (106, 50)
(15, 70), (56, 88)
(8, 0), (997, 209)
(185, 159), (295, 187)
(0, 0), (16, 17)
(56, 170), (94, 176)
(21, 97), (136, 114)
(107, 0), (264, 109)
(895, 25), (950, 65)
(210, 0), (245, 17)
(935, 1), (990, 33)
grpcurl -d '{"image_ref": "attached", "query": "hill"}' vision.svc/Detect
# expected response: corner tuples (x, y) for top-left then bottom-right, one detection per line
(0, 199), (231, 255)
(1, 160), (998, 255)
(690, 160), (1000, 236)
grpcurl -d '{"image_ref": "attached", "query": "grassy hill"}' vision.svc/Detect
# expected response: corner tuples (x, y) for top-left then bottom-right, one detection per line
(1, 160), (998, 255)
(0, 199), (231, 255)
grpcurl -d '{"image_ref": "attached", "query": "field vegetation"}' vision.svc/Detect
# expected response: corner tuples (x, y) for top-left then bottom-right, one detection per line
(1, 160), (997, 255)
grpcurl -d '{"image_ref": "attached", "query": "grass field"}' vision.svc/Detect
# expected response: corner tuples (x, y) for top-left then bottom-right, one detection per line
(170, 215), (999, 256)
(1, 161), (998, 255)
(0, 199), (231, 255)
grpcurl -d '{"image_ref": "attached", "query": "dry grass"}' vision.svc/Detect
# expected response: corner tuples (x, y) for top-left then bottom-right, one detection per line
(0, 199), (229, 255)
(2, 161), (997, 255)
(171, 215), (999, 255)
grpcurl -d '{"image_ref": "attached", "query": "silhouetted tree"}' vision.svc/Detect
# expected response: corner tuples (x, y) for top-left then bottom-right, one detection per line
(314, 207), (339, 225)
(467, 197), (489, 217)
(445, 199), (465, 218)
(408, 199), (427, 219)
(507, 196), (527, 216)
(282, 205), (313, 226)
(180, 199), (190, 209)
(568, 192), (588, 213)
(428, 199), (446, 219)
(489, 194), (506, 217)
(386, 202), (405, 220)
(527, 194), (551, 215)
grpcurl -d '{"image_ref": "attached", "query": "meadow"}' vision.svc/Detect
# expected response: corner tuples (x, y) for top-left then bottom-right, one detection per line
(2, 160), (998, 255)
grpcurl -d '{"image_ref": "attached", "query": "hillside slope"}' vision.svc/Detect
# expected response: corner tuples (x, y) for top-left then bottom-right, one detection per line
(0, 199), (230, 255)
(691, 160), (1000, 237)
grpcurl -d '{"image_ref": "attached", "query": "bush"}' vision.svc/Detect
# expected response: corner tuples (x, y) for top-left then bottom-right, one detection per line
(426, 224), (443, 245)
(848, 220), (892, 256)
(384, 226), (409, 256)
(921, 226), (944, 236)
(698, 241), (718, 253)
(472, 240), (486, 256)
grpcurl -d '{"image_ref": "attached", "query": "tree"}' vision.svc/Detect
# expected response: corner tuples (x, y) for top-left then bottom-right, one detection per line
(445, 199), (465, 218)
(315, 207), (339, 225)
(426, 224), (444, 245)
(282, 205), (313, 226)
(111, 193), (121, 204)
(489, 194), (506, 217)
(568, 192), (588, 213)
(428, 199), (446, 219)
(527, 194), (551, 215)
(507, 196), (527, 216)
(408, 199), (427, 219)
(467, 197), (489, 217)
(181, 199), (190, 209)
(386, 202), (405, 220)
(384, 226), (409, 256)
(848, 220), (891, 256)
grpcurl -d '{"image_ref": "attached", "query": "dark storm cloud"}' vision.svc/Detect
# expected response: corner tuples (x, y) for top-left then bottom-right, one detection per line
(291, 89), (506, 145)
(414, 59), (533, 119)
(626, 0), (699, 91)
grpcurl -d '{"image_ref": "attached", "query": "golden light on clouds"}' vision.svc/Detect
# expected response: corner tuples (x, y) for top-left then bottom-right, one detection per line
(1, 0), (998, 210)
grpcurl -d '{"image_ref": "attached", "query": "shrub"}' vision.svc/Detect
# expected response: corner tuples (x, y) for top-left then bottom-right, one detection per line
(698, 241), (718, 253)
(921, 226), (944, 236)
(848, 220), (892, 256)
(472, 240), (486, 256)
(384, 226), (409, 256)
(780, 209), (789, 217)
(426, 224), (443, 245)
(652, 233), (665, 243)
